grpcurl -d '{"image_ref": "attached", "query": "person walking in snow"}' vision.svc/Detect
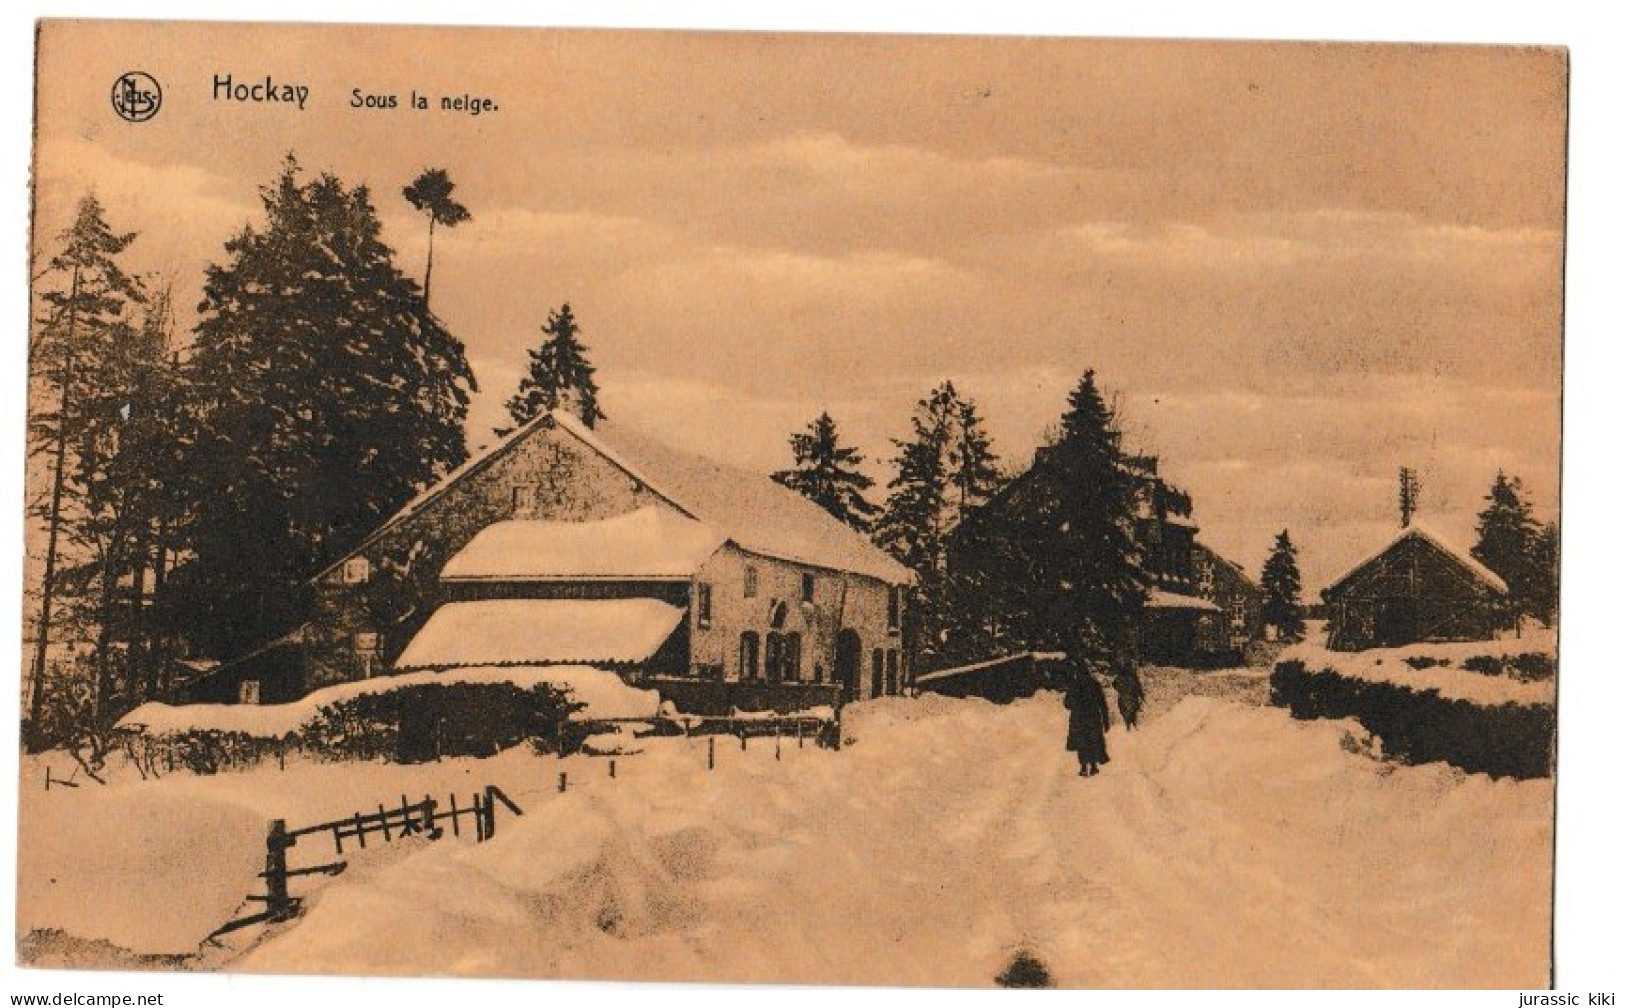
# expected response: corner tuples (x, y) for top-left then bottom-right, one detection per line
(1114, 664), (1144, 730)
(1064, 666), (1112, 776)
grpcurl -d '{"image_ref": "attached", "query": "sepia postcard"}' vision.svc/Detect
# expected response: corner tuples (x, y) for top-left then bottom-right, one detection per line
(18, 20), (1566, 989)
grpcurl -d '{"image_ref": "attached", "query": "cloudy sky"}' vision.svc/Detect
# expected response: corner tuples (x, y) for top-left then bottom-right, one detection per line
(33, 22), (1566, 591)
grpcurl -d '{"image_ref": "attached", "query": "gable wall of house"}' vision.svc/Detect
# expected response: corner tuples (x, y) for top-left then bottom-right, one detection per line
(306, 421), (675, 690)
(1194, 551), (1264, 656)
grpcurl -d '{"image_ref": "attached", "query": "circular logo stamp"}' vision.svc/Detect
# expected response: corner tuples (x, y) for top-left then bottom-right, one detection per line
(111, 72), (162, 123)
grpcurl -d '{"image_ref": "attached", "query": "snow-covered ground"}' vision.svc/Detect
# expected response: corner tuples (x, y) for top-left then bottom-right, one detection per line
(17, 674), (1552, 988)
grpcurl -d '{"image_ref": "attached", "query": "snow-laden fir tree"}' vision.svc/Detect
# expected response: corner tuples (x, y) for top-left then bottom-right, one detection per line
(1471, 471), (1555, 624)
(182, 156), (476, 658)
(873, 382), (1002, 668)
(27, 193), (148, 736)
(503, 302), (605, 431)
(1042, 370), (1149, 663)
(953, 370), (1146, 667)
(1260, 529), (1306, 643)
(772, 411), (878, 532)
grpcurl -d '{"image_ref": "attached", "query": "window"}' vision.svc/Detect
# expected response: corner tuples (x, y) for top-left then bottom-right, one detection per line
(511, 484), (536, 517)
(341, 555), (370, 584)
(871, 649), (884, 698)
(238, 679), (261, 705)
(696, 583), (713, 630)
(743, 565), (759, 598)
(887, 586), (902, 633)
(801, 573), (816, 603)
(885, 649), (900, 696)
(739, 632), (761, 681)
(353, 632), (381, 678)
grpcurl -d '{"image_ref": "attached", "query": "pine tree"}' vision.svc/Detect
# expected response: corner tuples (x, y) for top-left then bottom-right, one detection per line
(1260, 529), (1306, 643)
(26, 193), (147, 739)
(181, 156), (475, 657)
(1529, 522), (1560, 626)
(503, 303), (605, 430)
(953, 370), (1146, 667)
(402, 168), (471, 310)
(1471, 471), (1544, 621)
(873, 382), (1002, 669)
(772, 412), (879, 532)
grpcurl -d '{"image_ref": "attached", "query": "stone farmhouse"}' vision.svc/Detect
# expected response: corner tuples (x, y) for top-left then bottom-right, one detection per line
(183, 410), (913, 713)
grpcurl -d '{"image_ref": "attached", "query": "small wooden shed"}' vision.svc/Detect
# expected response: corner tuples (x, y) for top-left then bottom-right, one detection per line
(1321, 525), (1511, 651)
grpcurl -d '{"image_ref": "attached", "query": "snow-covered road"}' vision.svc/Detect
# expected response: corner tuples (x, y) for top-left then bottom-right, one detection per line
(19, 673), (1553, 987)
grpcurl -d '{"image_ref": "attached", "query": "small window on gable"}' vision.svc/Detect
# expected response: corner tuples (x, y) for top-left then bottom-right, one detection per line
(801, 573), (816, 603)
(239, 679), (261, 705)
(696, 583), (713, 630)
(511, 484), (537, 518)
(743, 565), (759, 598)
(342, 556), (370, 584)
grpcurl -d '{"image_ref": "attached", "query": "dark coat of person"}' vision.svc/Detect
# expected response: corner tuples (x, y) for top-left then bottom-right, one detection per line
(1064, 671), (1111, 765)
(1114, 666), (1145, 729)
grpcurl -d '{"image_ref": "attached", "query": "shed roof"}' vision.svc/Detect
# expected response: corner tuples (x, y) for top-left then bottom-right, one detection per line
(1322, 524), (1509, 599)
(440, 507), (724, 581)
(394, 599), (686, 669)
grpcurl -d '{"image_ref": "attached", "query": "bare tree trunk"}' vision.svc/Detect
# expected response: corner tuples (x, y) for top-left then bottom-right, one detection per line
(147, 514), (170, 699)
(422, 215), (436, 309)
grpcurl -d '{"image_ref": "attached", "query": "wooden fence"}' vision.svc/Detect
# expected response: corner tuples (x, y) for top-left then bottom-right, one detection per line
(207, 784), (523, 941)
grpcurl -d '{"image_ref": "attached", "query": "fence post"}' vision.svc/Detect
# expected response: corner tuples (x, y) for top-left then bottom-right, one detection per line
(558, 771), (568, 793)
(264, 819), (295, 921)
(609, 759), (616, 779)
(707, 736), (715, 770)
(422, 794), (442, 840)
(775, 727), (782, 761)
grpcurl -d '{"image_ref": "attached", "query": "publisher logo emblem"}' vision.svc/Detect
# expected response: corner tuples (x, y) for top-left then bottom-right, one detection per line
(111, 72), (162, 122)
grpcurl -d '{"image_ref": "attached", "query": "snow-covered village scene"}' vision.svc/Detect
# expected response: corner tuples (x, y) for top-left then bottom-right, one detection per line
(18, 23), (1565, 989)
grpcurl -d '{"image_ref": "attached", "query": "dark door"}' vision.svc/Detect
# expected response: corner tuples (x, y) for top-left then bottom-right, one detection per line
(1375, 597), (1419, 647)
(834, 629), (862, 702)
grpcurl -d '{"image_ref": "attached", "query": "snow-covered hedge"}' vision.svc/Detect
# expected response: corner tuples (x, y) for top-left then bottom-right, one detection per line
(1270, 659), (1554, 779)
(116, 665), (665, 771)
(1276, 630), (1556, 708)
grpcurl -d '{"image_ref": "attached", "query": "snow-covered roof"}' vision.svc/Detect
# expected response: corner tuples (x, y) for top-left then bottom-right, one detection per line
(394, 599), (686, 669)
(319, 409), (912, 586)
(116, 664), (663, 737)
(551, 411), (914, 585)
(1147, 589), (1222, 612)
(440, 507), (725, 581)
(1323, 523), (1509, 598)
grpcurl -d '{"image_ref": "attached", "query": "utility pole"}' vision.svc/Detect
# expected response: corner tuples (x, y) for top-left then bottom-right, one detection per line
(1398, 467), (1420, 529)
